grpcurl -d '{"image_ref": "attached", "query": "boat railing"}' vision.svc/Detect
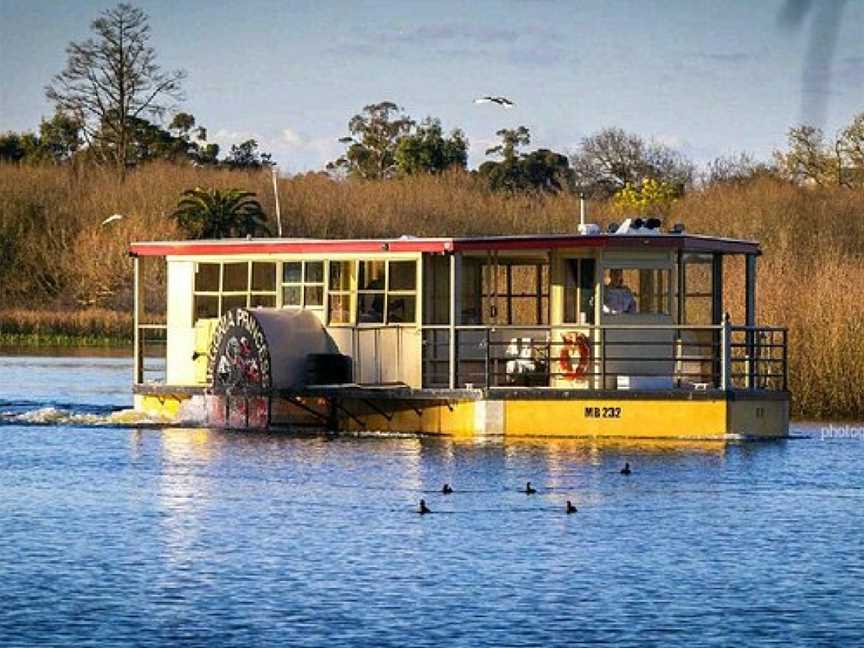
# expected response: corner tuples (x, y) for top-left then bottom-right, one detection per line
(421, 322), (788, 392)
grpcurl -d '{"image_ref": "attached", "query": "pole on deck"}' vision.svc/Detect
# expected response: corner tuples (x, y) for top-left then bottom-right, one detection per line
(745, 254), (757, 389)
(133, 255), (143, 384)
(448, 253), (457, 389)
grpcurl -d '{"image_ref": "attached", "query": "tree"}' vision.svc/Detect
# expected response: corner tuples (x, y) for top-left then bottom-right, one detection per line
(774, 125), (833, 186)
(172, 188), (270, 239)
(224, 139), (274, 169)
(394, 118), (468, 175)
(775, 114), (864, 188)
(46, 3), (185, 176)
(478, 127), (574, 193)
(328, 102), (415, 179)
(613, 178), (680, 215)
(37, 112), (83, 162)
(485, 126), (531, 161)
(570, 127), (693, 198)
(837, 112), (864, 187)
(701, 153), (775, 186)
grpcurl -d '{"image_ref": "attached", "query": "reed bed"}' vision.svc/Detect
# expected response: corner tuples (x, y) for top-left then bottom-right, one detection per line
(1, 162), (862, 418)
(0, 308), (133, 346)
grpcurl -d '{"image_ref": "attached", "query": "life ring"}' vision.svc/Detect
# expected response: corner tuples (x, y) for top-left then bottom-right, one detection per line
(559, 332), (591, 380)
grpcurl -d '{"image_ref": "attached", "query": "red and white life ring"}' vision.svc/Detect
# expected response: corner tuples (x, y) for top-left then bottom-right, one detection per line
(559, 332), (591, 380)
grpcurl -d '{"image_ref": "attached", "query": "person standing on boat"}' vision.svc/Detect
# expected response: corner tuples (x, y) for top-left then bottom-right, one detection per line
(603, 269), (637, 315)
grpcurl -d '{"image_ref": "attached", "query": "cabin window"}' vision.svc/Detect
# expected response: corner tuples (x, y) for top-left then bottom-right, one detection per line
(222, 262), (248, 292)
(358, 260), (386, 323)
(602, 268), (670, 315)
(328, 261), (354, 324)
(563, 259), (596, 324)
(192, 261), (277, 323)
(478, 261), (549, 325)
(386, 261), (417, 324)
(356, 260), (417, 325)
(682, 255), (713, 324)
(282, 261), (324, 309)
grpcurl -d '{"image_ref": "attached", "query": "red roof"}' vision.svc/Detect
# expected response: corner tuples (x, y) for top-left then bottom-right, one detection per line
(129, 233), (760, 257)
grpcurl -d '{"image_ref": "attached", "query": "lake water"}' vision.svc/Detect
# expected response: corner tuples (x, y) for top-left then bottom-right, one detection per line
(1, 353), (862, 647)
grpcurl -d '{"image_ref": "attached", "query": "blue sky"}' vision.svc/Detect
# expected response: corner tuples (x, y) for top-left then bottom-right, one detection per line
(1, 0), (862, 172)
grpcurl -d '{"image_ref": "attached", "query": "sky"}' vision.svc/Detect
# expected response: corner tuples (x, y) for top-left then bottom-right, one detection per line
(1, 0), (862, 173)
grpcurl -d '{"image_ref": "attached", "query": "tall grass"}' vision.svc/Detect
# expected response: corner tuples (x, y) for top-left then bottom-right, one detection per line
(1, 162), (862, 418)
(0, 308), (132, 345)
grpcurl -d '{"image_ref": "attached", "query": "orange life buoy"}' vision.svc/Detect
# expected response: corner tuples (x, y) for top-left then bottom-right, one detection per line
(559, 332), (591, 380)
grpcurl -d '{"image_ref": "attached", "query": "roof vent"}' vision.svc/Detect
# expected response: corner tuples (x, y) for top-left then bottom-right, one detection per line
(671, 223), (685, 234)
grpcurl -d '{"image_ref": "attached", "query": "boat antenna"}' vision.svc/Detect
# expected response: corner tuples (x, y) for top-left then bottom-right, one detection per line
(271, 166), (283, 238)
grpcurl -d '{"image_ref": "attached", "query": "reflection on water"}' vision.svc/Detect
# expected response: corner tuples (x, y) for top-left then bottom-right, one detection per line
(1, 353), (862, 646)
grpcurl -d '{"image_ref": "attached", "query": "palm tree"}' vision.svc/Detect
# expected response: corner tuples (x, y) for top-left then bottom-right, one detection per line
(172, 187), (270, 239)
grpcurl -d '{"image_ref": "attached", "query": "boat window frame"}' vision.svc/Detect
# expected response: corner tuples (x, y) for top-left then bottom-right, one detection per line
(191, 260), (278, 324)
(355, 258), (418, 327)
(327, 259), (356, 326)
(598, 261), (674, 317)
(281, 259), (325, 311)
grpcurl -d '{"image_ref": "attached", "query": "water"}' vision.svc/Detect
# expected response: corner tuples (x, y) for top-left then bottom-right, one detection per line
(1, 353), (862, 647)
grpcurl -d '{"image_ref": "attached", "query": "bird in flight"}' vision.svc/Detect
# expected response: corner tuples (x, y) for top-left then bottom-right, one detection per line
(474, 96), (515, 108)
(100, 214), (124, 226)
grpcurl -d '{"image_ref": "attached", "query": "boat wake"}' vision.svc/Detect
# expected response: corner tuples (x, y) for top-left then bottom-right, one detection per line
(0, 399), (193, 428)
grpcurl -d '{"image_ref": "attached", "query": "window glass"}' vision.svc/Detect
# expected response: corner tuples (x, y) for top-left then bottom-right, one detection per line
(305, 261), (324, 283)
(603, 268), (670, 315)
(283, 262), (302, 283)
(251, 262), (276, 291)
(328, 294), (352, 324)
(358, 293), (385, 323)
(389, 261), (416, 291)
(223, 262), (248, 292)
(195, 263), (220, 292)
(283, 286), (302, 306)
(250, 294), (276, 308)
(329, 261), (353, 291)
(304, 286), (324, 307)
(387, 295), (416, 324)
(194, 295), (219, 320)
(358, 260), (385, 291)
(222, 294), (248, 312)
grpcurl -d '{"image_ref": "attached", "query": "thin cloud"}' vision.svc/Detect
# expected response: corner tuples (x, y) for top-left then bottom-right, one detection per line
(695, 52), (752, 64)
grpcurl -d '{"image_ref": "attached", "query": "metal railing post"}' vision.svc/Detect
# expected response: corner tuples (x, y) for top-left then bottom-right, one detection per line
(720, 316), (730, 390)
(600, 327), (606, 390)
(448, 254), (456, 389)
(133, 256), (143, 385)
(484, 328), (491, 388)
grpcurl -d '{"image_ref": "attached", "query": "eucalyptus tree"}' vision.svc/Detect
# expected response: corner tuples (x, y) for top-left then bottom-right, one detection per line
(46, 3), (185, 177)
(328, 102), (415, 179)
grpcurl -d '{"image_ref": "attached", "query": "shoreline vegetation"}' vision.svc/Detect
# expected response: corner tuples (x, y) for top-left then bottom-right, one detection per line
(0, 309), (132, 347)
(1, 163), (863, 420)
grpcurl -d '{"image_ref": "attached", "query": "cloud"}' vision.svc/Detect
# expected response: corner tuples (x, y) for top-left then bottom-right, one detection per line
(382, 23), (518, 45)
(326, 21), (565, 68)
(695, 52), (751, 64)
(211, 128), (259, 145)
(507, 45), (574, 67)
(282, 128), (303, 146)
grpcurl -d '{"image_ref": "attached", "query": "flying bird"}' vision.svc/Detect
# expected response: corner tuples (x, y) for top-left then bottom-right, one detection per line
(101, 214), (124, 226)
(474, 96), (515, 108)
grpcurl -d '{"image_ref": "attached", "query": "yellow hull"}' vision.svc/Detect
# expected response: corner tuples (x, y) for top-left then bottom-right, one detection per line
(134, 390), (789, 440)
